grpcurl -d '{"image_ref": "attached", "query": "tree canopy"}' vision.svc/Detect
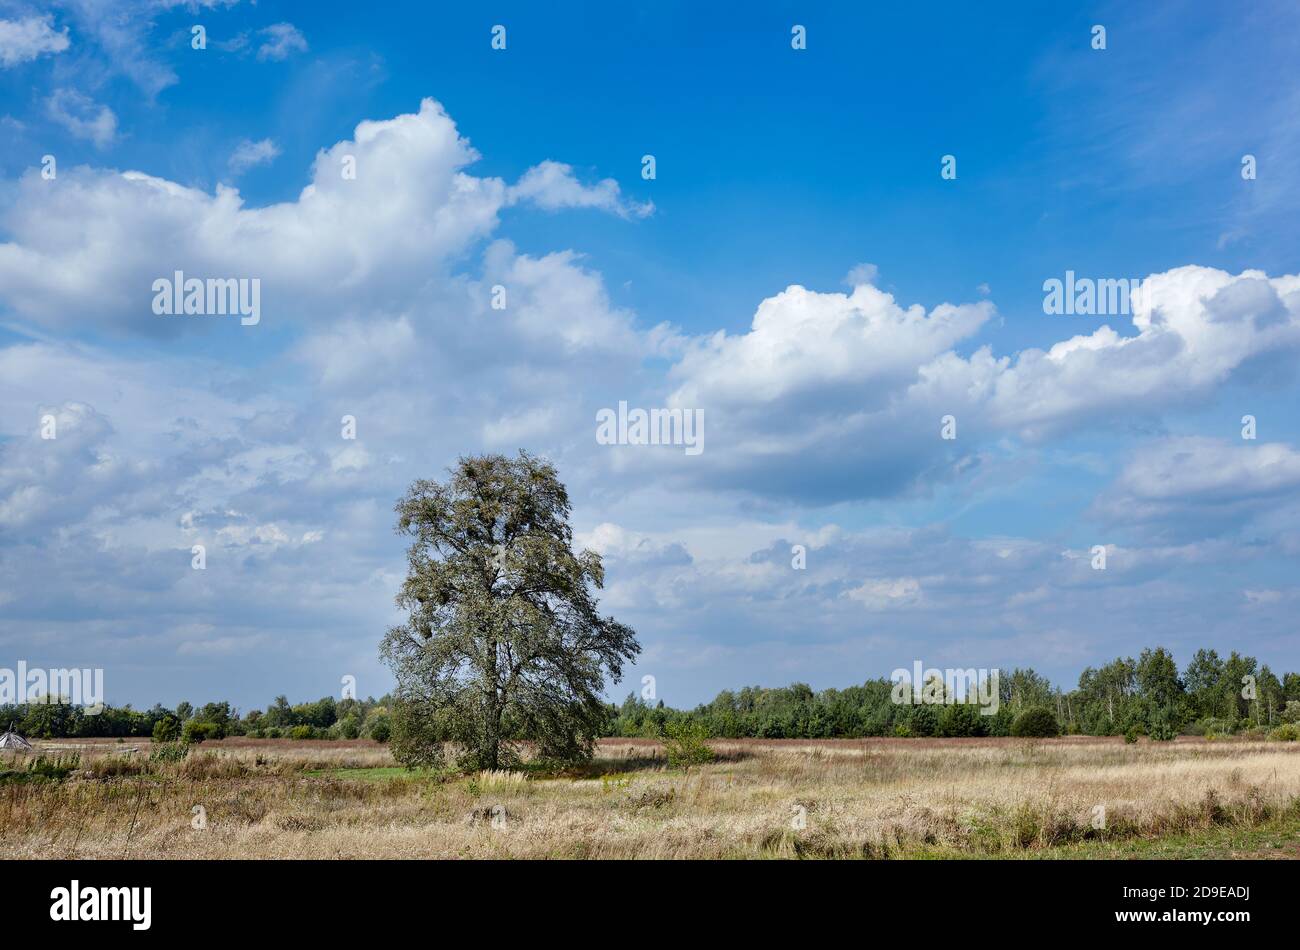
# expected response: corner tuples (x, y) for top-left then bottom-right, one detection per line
(381, 451), (639, 769)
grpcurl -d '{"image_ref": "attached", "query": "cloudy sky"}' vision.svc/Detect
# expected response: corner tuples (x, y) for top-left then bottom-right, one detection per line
(2, 1), (1299, 711)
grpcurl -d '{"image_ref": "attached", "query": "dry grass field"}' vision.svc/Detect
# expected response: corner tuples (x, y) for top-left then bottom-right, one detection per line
(4, 736), (1300, 859)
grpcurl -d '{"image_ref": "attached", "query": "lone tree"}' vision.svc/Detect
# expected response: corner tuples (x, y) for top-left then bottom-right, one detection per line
(381, 451), (639, 770)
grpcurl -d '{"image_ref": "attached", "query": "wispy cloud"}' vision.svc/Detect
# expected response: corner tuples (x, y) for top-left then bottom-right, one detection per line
(256, 22), (307, 61)
(228, 137), (281, 174)
(45, 88), (117, 148)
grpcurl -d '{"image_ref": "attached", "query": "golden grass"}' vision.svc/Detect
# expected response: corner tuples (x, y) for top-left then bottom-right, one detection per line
(2, 736), (1298, 859)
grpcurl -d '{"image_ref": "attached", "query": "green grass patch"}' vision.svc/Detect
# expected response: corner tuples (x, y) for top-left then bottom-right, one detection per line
(306, 766), (435, 782)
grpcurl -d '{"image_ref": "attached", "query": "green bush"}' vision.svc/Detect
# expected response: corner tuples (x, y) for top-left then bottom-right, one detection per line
(1269, 723), (1299, 742)
(1123, 726), (1140, 744)
(289, 725), (315, 740)
(181, 720), (219, 744)
(1192, 717), (1233, 739)
(661, 719), (714, 769)
(1010, 707), (1061, 738)
(367, 716), (391, 743)
(152, 715), (181, 743)
(333, 714), (361, 740)
(1281, 701), (1300, 725)
(1147, 712), (1178, 742)
(908, 705), (938, 737)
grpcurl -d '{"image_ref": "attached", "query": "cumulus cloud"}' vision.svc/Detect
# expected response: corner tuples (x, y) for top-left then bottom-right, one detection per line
(653, 266), (1300, 503)
(0, 98), (653, 339)
(0, 14), (69, 66)
(1092, 436), (1300, 540)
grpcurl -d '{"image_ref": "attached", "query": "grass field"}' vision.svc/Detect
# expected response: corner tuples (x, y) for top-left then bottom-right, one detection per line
(3, 736), (1299, 859)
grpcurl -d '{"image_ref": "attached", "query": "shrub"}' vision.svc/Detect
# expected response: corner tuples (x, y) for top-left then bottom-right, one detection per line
(1269, 723), (1299, 742)
(367, 715), (391, 743)
(1010, 707), (1061, 738)
(908, 705), (938, 737)
(1281, 701), (1300, 725)
(181, 720), (219, 744)
(333, 714), (361, 740)
(289, 725), (315, 741)
(1192, 717), (1233, 739)
(1147, 713), (1178, 742)
(152, 715), (181, 743)
(661, 719), (714, 769)
(1123, 727), (1140, 744)
(938, 702), (988, 738)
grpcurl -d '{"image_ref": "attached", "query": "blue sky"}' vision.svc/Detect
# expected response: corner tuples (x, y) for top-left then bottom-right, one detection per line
(1, 0), (1299, 712)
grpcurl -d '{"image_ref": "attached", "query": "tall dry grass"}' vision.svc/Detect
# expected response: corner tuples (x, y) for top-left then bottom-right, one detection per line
(2, 736), (1298, 859)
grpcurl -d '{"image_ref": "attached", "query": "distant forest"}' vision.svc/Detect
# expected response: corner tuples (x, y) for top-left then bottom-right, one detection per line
(5, 647), (1300, 742)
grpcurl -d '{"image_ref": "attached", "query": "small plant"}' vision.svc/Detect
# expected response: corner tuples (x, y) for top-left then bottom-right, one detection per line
(1123, 726), (1140, 744)
(0, 753), (80, 785)
(1269, 723), (1299, 742)
(661, 719), (714, 769)
(149, 742), (190, 764)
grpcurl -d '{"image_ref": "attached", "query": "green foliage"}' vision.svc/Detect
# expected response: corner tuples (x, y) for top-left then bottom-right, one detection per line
(1269, 723), (1299, 742)
(1123, 726), (1140, 744)
(151, 715), (181, 743)
(938, 702), (988, 737)
(288, 725), (316, 741)
(0, 753), (80, 784)
(388, 700), (447, 769)
(364, 709), (392, 743)
(660, 719), (714, 769)
(181, 719), (219, 744)
(908, 705), (938, 737)
(1011, 707), (1061, 738)
(1147, 712), (1178, 742)
(149, 742), (190, 763)
(1191, 716), (1234, 738)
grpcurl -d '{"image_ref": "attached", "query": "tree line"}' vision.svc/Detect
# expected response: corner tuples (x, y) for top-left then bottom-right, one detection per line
(7, 646), (1299, 743)
(2, 694), (392, 742)
(610, 648), (1300, 741)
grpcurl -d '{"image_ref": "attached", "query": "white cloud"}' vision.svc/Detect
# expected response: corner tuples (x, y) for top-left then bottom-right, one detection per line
(509, 161), (653, 219)
(654, 266), (1300, 503)
(0, 15), (69, 67)
(843, 262), (878, 286)
(228, 137), (280, 174)
(45, 88), (117, 148)
(846, 576), (923, 609)
(257, 22), (307, 61)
